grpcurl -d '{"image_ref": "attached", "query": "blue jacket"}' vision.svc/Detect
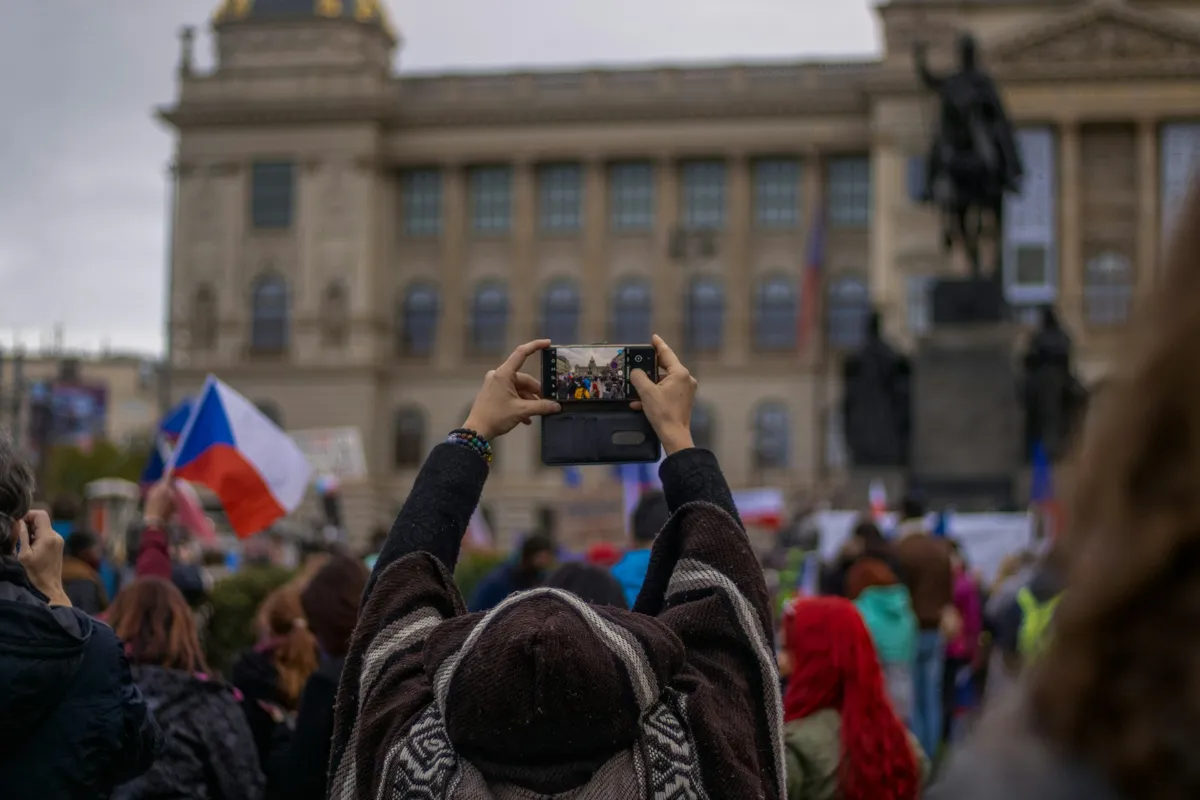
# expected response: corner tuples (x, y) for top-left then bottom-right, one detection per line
(0, 557), (161, 798)
(854, 584), (918, 666)
(611, 549), (653, 609)
(469, 563), (520, 613)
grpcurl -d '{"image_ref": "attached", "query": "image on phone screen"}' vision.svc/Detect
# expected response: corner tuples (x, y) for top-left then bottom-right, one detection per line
(544, 345), (656, 403)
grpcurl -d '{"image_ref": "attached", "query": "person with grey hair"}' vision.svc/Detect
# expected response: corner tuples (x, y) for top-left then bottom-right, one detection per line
(0, 434), (161, 797)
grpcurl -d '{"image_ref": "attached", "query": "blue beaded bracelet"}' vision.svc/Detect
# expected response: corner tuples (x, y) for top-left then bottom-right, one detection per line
(448, 428), (493, 464)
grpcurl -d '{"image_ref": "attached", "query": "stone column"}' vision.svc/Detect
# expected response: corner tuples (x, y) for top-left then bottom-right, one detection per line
(726, 153), (752, 365)
(653, 156), (680, 344)
(868, 141), (901, 321)
(437, 162), (466, 370)
(582, 157), (608, 342)
(512, 160), (537, 345)
(1135, 119), (1159, 299)
(1058, 121), (1083, 329)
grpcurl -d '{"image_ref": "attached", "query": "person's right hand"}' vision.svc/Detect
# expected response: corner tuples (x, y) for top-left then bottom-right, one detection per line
(143, 479), (176, 526)
(630, 334), (697, 455)
(16, 510), (71, 607)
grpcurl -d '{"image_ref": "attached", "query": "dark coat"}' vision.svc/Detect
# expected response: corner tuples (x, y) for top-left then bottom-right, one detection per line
(0, 557), (161, 799)
(230, 646), (288, 769)
(113, 665), (264, 800)
(265, 656), (344, 800)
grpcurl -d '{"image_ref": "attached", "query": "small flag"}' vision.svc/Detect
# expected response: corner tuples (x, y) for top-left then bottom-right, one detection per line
(168, 376), (312, 538)
(172, 481), (217, 545)
(798, 205), (826, 352)
(563, 466), (583, 489)
(465, 507), (493, 550)
(1030, 440), (1062, 539)
(731, 488), (785, 530)
(141, 398), (194, 485)
(868, 479), (888, 521)
(797, 553), (820, 598)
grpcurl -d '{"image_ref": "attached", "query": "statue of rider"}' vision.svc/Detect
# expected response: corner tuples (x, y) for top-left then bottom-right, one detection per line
(915, 33), (1024, 208)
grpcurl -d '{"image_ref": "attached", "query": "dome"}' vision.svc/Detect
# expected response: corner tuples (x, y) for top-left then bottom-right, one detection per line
(213, 0), (394, 32)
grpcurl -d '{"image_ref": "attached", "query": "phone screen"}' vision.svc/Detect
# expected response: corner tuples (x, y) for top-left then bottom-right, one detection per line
(543, 345), (657, 403)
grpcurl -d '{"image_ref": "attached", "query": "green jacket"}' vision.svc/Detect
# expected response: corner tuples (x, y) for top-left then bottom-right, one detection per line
(784, 709), (930, 800)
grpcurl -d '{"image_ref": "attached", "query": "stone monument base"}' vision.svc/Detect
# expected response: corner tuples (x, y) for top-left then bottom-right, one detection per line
(911, 324), (1023, 511)
(932, 277), (1007, 325)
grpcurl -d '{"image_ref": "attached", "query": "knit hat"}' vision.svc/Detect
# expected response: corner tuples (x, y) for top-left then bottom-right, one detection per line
(544, 562), (628, 608)
(845, 557), (899, 601)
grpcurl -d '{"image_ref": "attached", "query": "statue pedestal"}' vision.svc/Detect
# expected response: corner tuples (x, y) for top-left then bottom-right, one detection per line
(910, 324), (1023, 511)
(932, 278), (1007, 325)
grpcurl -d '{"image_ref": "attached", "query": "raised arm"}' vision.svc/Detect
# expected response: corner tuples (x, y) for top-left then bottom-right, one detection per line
(914, 42), (942, 91)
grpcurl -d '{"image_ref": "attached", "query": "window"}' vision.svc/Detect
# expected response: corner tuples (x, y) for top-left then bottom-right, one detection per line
(250, 274), (289, 353)
(680, 160), (726, 231)
(321, 280), (349, 348)
(251, 161), (295, 229)
(753, 402), (790, 470)
(611, 279), (652, 342)
(827, 156), (871, 227)
(610, 161), (655, 231)
(905, 275), (936, 334)
(754, 159), (800, 228)
(826, 276), (870, 349)
(399, 282), (439, 356)
(1003, 128), (1058, 305)
(255, 400), (284, 429)
(191, 284), (217, 352)
(906, 156), (928, 203)
(686, 277), (725, 352)
(538, 164), (583, 232)
(754, 276), (797, 350)
(1161, 123), (1200, 240)
(541, 279), (580, 342)
(471, 281), (509, 354)
(691, 402), (715, 453)
(470, 166), (512, 233)
(402, 169), (442, 237)
(393, 406), (426, 468)
(1083, 252), (1134, 327)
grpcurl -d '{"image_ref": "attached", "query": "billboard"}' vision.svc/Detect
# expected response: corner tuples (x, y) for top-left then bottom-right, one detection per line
(28, 381), (109, 452)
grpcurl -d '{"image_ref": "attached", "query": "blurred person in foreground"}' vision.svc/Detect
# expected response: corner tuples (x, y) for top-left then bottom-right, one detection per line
(266, 553), (368, 800)
(780, 596), (927, 800)
(330, 337), (784, 799)
(611, 490), (671, 607)
(930, 187), (1200, 799)
(0, 435), (160, 797)
(845, 557), (918, 724)
(545, 560), (628, 608)
(109, 577), (263, 800)
(467, 532), (555, 612)
(62, 529), (109, 616)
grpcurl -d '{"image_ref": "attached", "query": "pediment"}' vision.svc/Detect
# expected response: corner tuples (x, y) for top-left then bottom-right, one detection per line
(989, 2), (1200, 67)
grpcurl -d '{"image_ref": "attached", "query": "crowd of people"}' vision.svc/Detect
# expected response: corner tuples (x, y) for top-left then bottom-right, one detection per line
(555, 371), (626, 401)
(8, 185), (1200, 797)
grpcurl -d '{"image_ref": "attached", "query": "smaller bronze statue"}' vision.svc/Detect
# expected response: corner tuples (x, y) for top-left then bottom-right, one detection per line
(1020, 307), (1087, 462)
(915, 33), (1024, 279)
(842, 312), (911, 467)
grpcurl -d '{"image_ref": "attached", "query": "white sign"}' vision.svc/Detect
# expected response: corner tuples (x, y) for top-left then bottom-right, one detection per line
(289, 427), (368, 483)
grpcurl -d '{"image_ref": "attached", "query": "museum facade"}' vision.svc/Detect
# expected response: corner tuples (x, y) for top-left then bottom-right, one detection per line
(163, 0), (1200, 541)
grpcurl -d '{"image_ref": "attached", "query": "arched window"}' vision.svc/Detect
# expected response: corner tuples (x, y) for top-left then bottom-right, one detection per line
(753, 401), (790, 469)
(686, 277), (725, 353)
(755, 275), (797, 351)
(690, 402), (715, 454)
(250, 274), (289, 353)
(471, 281), (509, 355)
(255, 399), (284, 429)
(191, 284), (217, 352)
(541, 279), (580, 343)
(1083, 251), (1134, 327)
(321, 280), (349, 348)
(611, 279), (652, 343)
(399, 282), (439, 356)
(393, 406), (426, 468)
(826, 276), (870, 350)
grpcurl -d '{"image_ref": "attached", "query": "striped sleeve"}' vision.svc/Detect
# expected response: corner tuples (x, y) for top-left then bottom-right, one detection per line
(328, 553), (464, 800)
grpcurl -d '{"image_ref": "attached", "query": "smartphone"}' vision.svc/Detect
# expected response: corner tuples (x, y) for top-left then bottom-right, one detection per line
(542, 344), (657, 405)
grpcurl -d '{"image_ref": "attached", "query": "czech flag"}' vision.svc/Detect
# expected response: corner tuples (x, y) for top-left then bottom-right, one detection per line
(168, 376), (312, 538)
(140, 398), (194, 485)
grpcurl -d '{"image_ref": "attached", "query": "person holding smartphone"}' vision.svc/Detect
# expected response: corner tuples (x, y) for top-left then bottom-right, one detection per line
(0, 435), (162, 798)
(329, 335), (785, 800)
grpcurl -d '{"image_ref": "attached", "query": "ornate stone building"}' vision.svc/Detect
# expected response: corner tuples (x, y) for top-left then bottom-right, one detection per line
(162, 0), (1200, 542)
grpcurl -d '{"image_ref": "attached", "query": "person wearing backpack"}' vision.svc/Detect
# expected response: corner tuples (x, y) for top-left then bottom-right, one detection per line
(988, 541), (1066, 678)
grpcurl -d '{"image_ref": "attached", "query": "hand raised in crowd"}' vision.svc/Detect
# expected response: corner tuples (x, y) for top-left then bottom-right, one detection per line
(17, 510), (71, 607)
(143, 478), (176, 526)
(630, 334), (697, 455)
(464, 339), (562, 441)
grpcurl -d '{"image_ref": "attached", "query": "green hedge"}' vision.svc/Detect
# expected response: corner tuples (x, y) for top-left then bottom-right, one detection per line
(204, 564), (294, 677)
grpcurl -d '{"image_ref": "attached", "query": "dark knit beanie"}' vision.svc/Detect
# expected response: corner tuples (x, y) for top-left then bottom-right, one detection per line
(545, 562), (628, 608)
(301, 554), (368, 657)
(631, 491), (669, 544)
(424, 591), (686, 793)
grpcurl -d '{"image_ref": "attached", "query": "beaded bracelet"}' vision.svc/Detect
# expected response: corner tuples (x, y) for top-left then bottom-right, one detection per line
(448, 428), (493, 464)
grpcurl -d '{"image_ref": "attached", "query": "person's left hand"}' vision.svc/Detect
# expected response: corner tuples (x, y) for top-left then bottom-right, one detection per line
(464, 340), (561, 440)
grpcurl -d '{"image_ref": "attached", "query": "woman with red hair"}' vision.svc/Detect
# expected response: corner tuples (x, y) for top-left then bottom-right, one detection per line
(781, 596), (928, 800)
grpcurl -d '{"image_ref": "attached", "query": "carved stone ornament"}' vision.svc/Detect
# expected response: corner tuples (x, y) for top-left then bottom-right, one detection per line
(991, 5), (1200, 66)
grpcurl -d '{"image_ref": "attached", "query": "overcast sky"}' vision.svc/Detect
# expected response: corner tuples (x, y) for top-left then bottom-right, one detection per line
(0, 1), (879, 358)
